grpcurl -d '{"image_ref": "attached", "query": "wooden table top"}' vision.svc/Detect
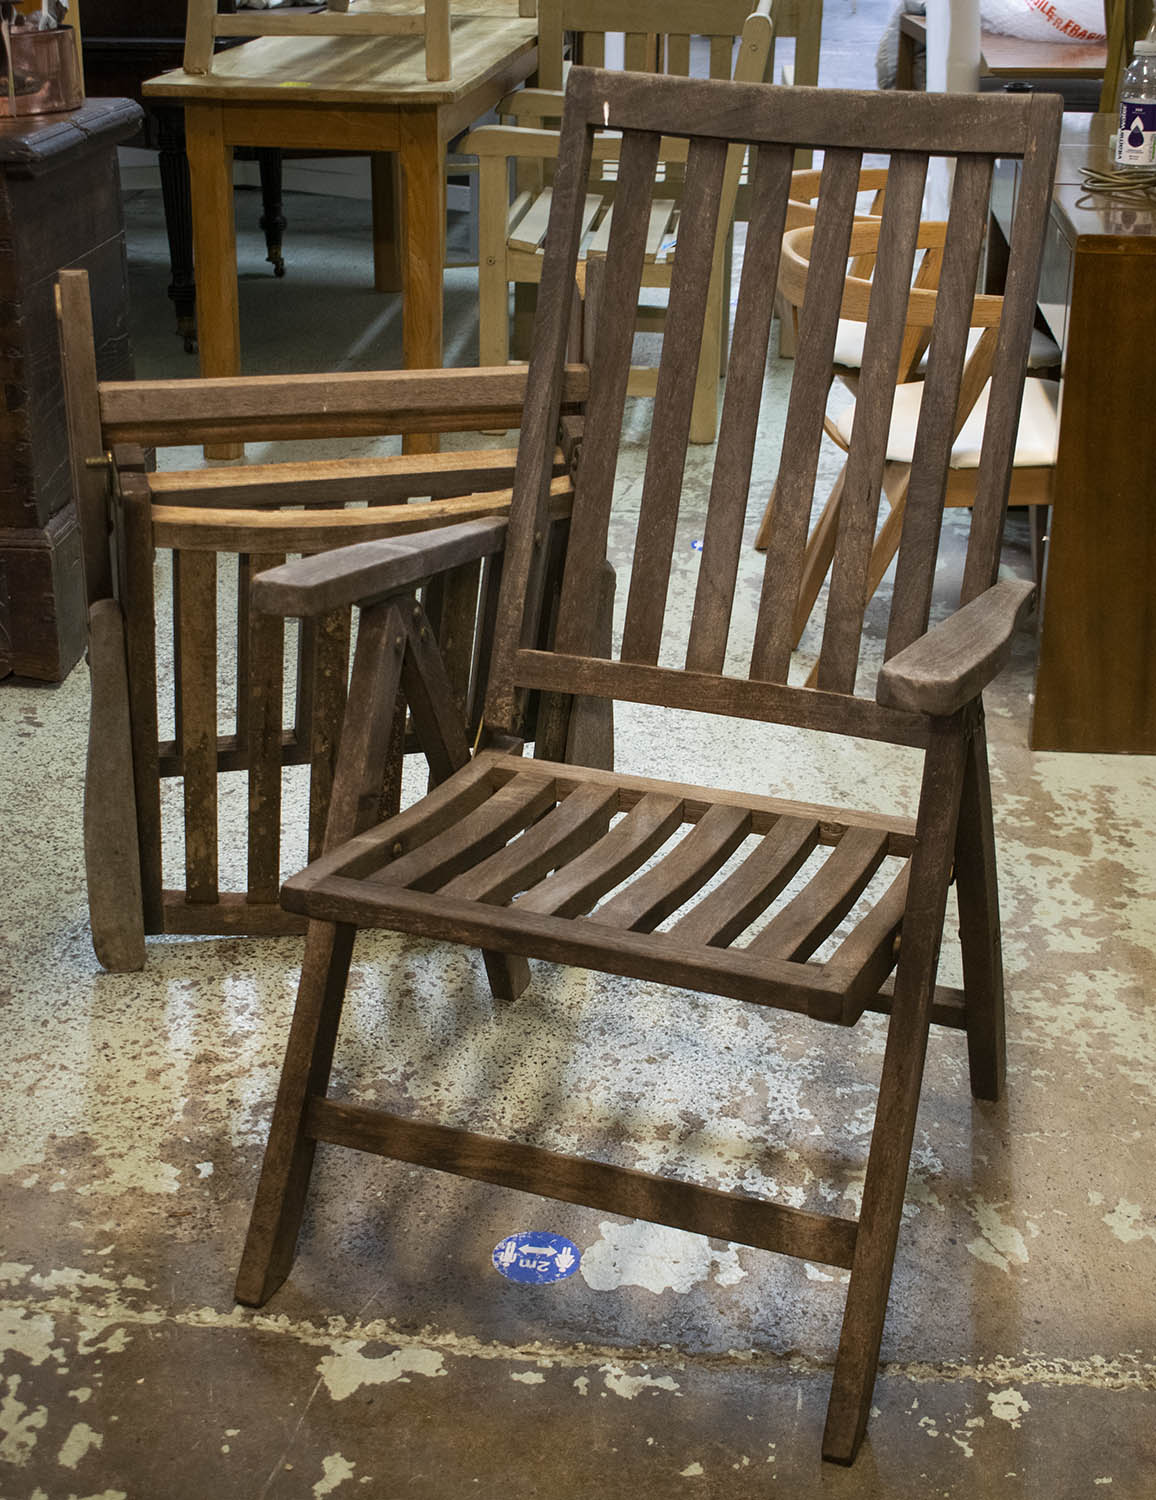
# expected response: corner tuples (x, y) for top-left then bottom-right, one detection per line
(143, 14), (537, 106)
(900, 14), (1107, 78)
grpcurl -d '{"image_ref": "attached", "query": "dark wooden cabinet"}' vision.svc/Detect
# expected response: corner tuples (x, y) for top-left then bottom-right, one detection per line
(0, 98), (140, 681)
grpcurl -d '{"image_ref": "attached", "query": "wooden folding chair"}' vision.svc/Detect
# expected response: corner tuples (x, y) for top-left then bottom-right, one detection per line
(55, 269), (590, 971)
(235, 69), (1061, 1463)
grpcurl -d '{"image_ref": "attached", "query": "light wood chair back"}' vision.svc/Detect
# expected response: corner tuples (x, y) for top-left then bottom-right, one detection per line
(183, 0), (454, 83)
(766, 215), (1059, 673)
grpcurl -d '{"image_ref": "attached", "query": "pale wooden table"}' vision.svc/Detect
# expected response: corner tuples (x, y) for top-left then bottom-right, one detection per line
(144, 16), (537, 455)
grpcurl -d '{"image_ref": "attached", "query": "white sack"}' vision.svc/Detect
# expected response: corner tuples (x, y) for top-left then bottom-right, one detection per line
(980, 0), (1106, 42)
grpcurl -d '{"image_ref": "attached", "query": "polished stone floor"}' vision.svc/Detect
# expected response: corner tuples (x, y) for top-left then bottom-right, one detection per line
(3, 4), (1155, 1497)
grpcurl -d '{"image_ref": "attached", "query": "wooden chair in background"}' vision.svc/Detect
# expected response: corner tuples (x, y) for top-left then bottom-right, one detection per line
(465, 0), (777, 444)
(184, 0), (455, 82)
(55, 269), (590, 972)
(758, 216), (1061, 659)
(233, 68), (1061, 1462)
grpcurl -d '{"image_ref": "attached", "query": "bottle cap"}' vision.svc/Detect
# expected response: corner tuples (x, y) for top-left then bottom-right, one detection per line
(1134, 40), (1156, 53)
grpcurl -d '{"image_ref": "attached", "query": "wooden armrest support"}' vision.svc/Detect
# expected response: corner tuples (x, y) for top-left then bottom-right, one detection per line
(876, 578), (1036, 717)
(251, 518), (510, 619)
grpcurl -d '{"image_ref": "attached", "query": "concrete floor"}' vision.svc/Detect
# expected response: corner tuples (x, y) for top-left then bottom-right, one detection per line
(4, 3), (1156, 1496)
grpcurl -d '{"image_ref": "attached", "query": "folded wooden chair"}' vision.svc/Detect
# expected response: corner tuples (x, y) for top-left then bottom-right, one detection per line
(235, 69), (1061, 1463)
(55, 269), (589, 971)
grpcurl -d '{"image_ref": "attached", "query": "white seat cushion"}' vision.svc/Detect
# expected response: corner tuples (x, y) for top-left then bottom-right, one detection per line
(831, 321), (1061, 372)
(832, 377), (1061, 469)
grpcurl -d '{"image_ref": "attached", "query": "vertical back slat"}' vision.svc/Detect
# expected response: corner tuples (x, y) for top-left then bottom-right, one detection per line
(485, 84), (597, 733)
(246, 552), (286, 905)
(687, 142), (794, 674)
(306, 609), (352, 863)
(709, 34), (733, 80)
(538, 0), (566, 86)
(553, 127), (664, 655)
(817, 153), (928, 694)
(665, 32), (690, 75)
(620, 135), (729, 665)
(235, 554), (253, 748)
(884, 154), (993, 659)
(961, 101), (1062, 605)
(624, 32), (653, 73)
(177, 548), (218, 903)
(751, 149), (863, 683)
(118, 474), (164, 932)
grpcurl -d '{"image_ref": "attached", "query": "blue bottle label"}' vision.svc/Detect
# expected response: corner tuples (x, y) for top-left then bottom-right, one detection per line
(1116, 99), (1156, 164)
(492, 1231), (581, 1284)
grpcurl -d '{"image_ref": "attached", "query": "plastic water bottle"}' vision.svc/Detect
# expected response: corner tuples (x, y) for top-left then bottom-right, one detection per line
(1115, 27), (1156, 167)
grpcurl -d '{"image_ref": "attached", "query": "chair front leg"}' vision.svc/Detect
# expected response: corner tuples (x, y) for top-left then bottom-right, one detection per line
(822, 708), (973, 1463)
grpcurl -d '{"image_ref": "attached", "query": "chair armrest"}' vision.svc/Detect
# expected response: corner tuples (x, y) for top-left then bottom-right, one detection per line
(462, 124), (629, 161)
(496, 86), (567, 118)
(251, 518), (510, 618)
(875, 578), (1036, 717)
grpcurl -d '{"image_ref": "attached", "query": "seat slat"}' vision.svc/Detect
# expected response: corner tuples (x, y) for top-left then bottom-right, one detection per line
(508, 187), (556, 253)
(823, 866), (911, 1019)
(441, 782), (618, 903)
(517, 791), (684, 918)
(594, 803), (750, 932)
(667, 814), (820, 948)
(749, 826), (890, 962)
(643, 198), (677, 261)
(371, 771), (558, 893)
(299, 755), (500, 888)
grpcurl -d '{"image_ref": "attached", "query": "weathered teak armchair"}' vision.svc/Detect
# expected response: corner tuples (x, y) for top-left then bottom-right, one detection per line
(236, 69), (1061, 1463)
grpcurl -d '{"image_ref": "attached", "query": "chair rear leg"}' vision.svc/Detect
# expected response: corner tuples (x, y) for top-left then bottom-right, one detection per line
(823, 715), (969, 1464)
(954, 714), (1007, 1102)
(235, 919), (357, 1306)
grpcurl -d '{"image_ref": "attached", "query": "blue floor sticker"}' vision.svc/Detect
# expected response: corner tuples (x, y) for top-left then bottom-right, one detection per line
(493, 1231), (581, 1284)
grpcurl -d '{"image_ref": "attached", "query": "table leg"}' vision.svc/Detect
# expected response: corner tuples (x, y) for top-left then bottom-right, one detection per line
(371, 152), (402, 293)
(185, 102), (243, 461)
(400, 109), (445, 456)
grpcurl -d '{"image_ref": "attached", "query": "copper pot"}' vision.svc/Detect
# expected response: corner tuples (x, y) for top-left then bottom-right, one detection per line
(0, 25), (83, 118)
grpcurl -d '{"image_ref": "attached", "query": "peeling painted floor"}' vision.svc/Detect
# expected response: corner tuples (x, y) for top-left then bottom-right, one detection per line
(4, 6), (1156, 1496)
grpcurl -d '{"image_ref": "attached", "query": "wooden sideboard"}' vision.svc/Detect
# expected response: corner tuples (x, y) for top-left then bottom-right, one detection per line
(993, 113), (1156, 753)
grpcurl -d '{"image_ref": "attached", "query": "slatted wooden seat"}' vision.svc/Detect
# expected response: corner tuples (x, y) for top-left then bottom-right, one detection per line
(235, 68), (1062, 1464)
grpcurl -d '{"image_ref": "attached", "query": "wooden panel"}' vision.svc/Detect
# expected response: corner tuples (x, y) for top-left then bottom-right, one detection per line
(306, 610), (352, 863)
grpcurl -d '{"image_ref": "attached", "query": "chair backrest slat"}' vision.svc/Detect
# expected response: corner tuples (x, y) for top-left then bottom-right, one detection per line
(686, 142), (795, 675)
(175, 548), (219, 903)
(960, 123), (1062, 608)
(750, 148), (863, 684)
(885, 153), (994, 657)
(484, 69), (1061, 742)
(816, 152), (928, 694)
(245, 552), (288, 905)
(553, 129), (665, 656)
(621, 135), (730, 665)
